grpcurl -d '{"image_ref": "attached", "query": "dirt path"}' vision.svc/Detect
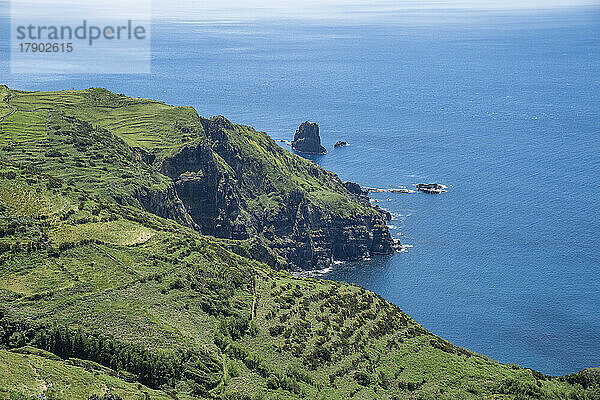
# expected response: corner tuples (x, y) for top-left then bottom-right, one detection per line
(28, 361), (49, 393)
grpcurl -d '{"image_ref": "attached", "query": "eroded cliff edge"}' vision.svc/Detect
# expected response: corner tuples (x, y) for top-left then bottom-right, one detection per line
(159, 115), (395, 270)
(0, 87), (395, 270)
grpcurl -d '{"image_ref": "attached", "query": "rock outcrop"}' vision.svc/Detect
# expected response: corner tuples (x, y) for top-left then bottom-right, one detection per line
(160, 142), (248, 239)
(334, 141), (349, 148)
(245, 191), (395, 269)
(416, 183), (447, 194)
(291, 121), (327, 155)
(343, 181), (365, 196)
(134, 182), (198, 230)
(154, 116), (396, 270)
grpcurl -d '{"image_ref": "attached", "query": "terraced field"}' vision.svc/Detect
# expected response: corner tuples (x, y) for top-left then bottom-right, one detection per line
(0, 111), (47, 145)
(7, 88), (204, 158)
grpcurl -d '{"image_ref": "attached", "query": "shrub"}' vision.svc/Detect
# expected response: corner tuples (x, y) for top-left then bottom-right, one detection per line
(354, 371), (372, 386)
(266, 374), (280, 389)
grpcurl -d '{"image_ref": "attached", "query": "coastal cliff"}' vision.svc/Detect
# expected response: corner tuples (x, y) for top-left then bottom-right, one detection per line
(0, 87), (394, 270)
(159, 115), (394, 269)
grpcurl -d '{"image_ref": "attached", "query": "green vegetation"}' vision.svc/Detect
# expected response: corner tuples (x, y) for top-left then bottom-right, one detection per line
(0, 87), (390, 270)
(0, 348), (172, 400)
(0, 87), (598, 399)
(6, 88), (204, 158)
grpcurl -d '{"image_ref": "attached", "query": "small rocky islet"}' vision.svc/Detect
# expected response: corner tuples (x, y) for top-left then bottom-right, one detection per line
(415, 183), (448, 194)
(291, 121), (327, 154)
(286, 122), (349, 153)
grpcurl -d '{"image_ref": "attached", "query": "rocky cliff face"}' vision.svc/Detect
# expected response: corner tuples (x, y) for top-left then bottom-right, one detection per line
(240, 188), (394, 269)
(160, 142), (249, 239)
(292, 121), (327, 155)
(134, 182), (198, 229)
(282, 203), (394, 269)
(152, 116), (395, 270)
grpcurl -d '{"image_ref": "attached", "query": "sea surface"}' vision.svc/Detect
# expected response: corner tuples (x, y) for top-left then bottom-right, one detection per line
(1, 5), (599, 375)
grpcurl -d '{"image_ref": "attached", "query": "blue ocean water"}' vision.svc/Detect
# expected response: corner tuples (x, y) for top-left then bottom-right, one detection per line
(1, 5), (599, 375)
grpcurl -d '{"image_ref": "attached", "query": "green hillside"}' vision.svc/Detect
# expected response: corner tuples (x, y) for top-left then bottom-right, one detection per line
(0, 348), (171, 400)
(0, 86), (394, 270)
(0, 88), (598, 400)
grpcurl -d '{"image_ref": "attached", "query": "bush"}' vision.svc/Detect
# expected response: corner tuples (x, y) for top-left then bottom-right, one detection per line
(0, 316), (190, 390)
(88, 394), (123, 400)
(354, 371), (372, 386)
(8, 332), (25, 348)
(500, 378), (543, 398)
(268, 325), (285, 337)
(266, 374), (280, 389)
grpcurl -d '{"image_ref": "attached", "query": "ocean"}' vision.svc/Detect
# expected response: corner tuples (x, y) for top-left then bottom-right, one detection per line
(1, 5), (599, 375)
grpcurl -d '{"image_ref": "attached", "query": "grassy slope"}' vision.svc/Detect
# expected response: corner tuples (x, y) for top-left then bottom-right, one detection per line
(227, 124), (372, 219)
(0, 348), (171, 400)
(4, 87), (204, 158)
(0, 165), (594, 400)
(0, 91), (170, 196)
(1, 87), (376, 221)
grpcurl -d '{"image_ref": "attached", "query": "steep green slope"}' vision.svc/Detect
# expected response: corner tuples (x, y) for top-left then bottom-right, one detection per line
(0, 164), (596, 400)
(0, 348), (172, 400)
(1, 87), (394, 270)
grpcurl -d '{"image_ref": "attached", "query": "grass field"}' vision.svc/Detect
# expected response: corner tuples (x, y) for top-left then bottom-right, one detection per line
(8, 88), (204, 158)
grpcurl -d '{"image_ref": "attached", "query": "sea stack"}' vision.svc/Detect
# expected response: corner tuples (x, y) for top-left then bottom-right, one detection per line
(292, 121), (327, 154)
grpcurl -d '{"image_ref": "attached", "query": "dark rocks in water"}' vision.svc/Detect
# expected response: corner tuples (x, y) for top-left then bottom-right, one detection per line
(334, 141), (349, 148)
(292, 121), (327, 155)
(416, 183), (444, 189)
(416, 183), (447, 194)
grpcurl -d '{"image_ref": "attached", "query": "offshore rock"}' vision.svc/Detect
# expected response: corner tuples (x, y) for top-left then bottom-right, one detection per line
(292, 121), (327, 155)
